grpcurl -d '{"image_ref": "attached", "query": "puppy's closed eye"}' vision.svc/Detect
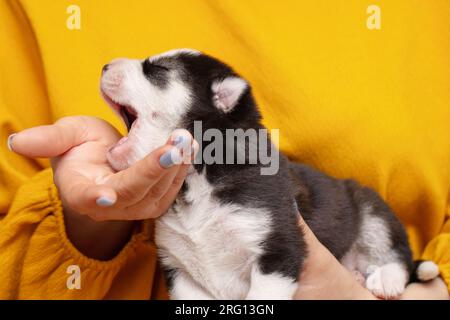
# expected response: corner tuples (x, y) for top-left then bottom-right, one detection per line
(142, 59), (170, 86)
(143, 59), (169, 72)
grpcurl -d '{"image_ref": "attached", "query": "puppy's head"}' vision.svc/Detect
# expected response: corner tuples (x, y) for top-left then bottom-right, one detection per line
(101, 49), (257, 171)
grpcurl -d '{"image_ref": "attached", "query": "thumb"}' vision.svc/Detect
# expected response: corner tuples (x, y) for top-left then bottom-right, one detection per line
(8, 117), (89, 158)
(297, 212), (320, 246)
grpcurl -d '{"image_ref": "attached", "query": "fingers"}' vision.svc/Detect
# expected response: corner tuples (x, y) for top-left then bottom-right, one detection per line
(126, 163), (190, 219)
(9, 117), (90, 158)
(100, 131), (196, 220)
(43, 123), (196, 221)
(105, 130), (195, 206)
(111, 130), (196, 219)
(297, 211), (319, 245)
(57, 172), (117, 218)
(156, 163), (190, 212)
(108, 144), (182, 205)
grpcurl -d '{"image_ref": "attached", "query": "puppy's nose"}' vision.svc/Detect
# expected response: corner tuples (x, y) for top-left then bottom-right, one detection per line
(102, 64), (109, 74)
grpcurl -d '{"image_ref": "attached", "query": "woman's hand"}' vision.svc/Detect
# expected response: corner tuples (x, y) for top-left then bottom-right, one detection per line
(294, 215), (376, 299)
(9, 116), (196, 259)
(294, 215), (449, 299)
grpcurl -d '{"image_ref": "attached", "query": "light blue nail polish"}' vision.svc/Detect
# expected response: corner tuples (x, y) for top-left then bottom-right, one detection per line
(160, 148), (182, 168)
(7, 133), (17, 151)
(96, 196), (115, 207)
(173, 135), (184, 145)
(175, 136), (193, 152)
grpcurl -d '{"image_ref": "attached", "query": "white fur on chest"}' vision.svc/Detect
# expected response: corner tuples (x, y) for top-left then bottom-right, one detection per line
(155, 170), (271, 299)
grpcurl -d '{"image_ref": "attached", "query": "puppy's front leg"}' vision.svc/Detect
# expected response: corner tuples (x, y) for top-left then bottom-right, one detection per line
(246, 265), (298, 300)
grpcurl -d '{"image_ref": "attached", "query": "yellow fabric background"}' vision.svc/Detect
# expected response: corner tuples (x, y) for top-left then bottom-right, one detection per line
(0, 0), (449, 298)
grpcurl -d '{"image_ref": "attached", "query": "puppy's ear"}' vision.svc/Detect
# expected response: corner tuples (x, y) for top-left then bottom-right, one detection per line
(211, 77), (248, 113)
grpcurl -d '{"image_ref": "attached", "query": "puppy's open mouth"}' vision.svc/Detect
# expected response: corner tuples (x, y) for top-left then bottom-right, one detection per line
(100, 89), (141, 170)
(119, 105), (137, 131)
(101, 90), (138, 132)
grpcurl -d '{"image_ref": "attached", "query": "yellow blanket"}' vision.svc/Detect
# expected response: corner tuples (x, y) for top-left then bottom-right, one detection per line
(0, 0), (449, 298)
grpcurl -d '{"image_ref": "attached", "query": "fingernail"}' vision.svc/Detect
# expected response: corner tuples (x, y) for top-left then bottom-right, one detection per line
(175, 135), (192, 151)
(96, 196), (115, 207)
(160, 148), (182, 168)
(7, 133), (17, 151)
(173, 135), (184, 145)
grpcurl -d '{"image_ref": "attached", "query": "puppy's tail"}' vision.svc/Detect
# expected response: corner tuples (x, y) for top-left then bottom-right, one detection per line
(410, 260), (440, 282)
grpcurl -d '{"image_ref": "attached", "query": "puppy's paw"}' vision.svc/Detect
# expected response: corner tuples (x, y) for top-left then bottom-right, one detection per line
(365, 263), (408, 299)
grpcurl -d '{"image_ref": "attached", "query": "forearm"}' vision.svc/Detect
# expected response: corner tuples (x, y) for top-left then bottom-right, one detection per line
(63, 205), (137, 260)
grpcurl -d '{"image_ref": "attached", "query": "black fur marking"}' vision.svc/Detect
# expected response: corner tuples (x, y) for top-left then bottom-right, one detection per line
(142, 59), (170, 88)
(161, 265), (177, 291)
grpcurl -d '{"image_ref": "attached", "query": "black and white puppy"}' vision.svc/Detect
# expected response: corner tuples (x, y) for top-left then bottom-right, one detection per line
(100, 49), (439, 299)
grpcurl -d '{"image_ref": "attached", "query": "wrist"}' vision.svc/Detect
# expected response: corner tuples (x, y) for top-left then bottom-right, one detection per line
(63, 204), (137, 260)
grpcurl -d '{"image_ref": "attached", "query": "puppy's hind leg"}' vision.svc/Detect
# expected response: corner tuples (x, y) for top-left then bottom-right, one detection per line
(365, 262), (409, 299)
(351, 206), (412, 299)
(345, 183), (416, 299)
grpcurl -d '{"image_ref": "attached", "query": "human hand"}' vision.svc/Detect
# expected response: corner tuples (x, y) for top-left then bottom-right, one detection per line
(294, 215), (376, 299)
(294, 215), (449, 300)
(9, 116), (197, 259)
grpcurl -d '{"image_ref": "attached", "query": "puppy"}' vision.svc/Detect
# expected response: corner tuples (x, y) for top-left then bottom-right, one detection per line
(100, 49), (439, 299)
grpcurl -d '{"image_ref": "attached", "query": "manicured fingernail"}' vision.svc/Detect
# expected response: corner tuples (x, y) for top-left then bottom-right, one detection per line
(160, 148), (182, 168)
(7, 133), (17, 151)
(175, 135), (192, 150)
(96, 196), (115, 207)
(173, 135), (184, 145)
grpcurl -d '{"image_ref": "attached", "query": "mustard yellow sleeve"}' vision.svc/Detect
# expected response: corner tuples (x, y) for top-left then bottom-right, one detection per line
(0, 168), (160, 299)
(0, 0), (52, 213)
(0, 1), (164, 299)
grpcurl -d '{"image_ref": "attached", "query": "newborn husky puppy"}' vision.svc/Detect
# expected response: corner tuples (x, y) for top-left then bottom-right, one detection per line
(100, 49), (439, 299)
